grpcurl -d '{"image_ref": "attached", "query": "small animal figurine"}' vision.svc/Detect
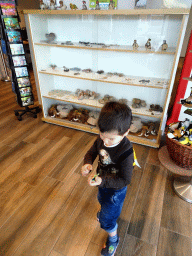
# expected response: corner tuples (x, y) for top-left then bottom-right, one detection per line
(70, 3), (78, 10)
(49, 0), (56, 9)
(109, 0), (115, 9)
(161, 40), (168, 51)
(59, 0), (67, 10)
(138, 126), (149, 137)
(132, 40), (139, 50)
(45, 32), (56, 43)
(82, 1), (87, 10)
(180, 87), (192, 106)
(95, 0), (100, 10)
(145, 38), (151, 50)
(40, 0), (47, 9)
(50, 64), (57, 70)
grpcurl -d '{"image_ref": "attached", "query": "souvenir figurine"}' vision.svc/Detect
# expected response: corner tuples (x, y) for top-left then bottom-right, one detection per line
(109, 0), (115, 9)
(59, 0), (67, 10)
(132, 40), (139, 50)
(180, 87), (192, 106)
(49, 0), (56, 9)
(44, 32), (56, 43)
(40, 0), (47, 9)
(70, 3), (78, 9)
(95, 1), (100, 10)
(145, 38), (151, 50)
(82, 1), (87, 10)
(50, 64), (57, 70)
(161, 40), (168, 51)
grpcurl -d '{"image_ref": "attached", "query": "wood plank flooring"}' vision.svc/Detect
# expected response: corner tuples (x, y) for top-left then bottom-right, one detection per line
(0, 66), (191, 256)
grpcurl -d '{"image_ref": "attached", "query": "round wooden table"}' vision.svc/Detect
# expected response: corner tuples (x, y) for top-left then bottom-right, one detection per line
(158, 145), (192, 203)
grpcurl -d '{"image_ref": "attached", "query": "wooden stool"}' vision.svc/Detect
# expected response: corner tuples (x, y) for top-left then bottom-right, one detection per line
(158, 145), (192, 203)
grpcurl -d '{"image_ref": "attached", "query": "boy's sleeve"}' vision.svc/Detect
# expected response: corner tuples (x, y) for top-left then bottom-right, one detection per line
(83, 137), (99, 165)
(99, 150), (134, 189)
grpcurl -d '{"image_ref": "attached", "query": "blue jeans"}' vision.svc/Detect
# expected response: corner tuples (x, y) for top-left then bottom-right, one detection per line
(97, 186), (127, 233)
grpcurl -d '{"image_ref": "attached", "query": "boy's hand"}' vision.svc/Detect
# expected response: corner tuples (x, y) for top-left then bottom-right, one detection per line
(81, 164), (92, 176)
(88, 175), (102, 186)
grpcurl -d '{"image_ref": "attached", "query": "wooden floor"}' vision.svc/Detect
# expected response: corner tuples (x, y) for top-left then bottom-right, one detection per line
(0, 65), (191, 256)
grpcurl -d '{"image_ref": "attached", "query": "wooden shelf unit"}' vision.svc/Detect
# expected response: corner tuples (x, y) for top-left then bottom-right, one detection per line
(24, 9), (190, 147)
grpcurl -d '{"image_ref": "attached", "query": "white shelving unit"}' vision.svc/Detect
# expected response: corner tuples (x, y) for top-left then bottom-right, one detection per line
(23, 9), (189, 147)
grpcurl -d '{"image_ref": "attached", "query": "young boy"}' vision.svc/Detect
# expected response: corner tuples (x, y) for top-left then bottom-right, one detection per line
(81, 101), (134, 256)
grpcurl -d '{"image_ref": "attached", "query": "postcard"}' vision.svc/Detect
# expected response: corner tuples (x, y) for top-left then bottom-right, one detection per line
(4, 17), (20, 29)
(21, 96), (33, 106)
(12, 56), (27, 66)
(0, 3), (16, 15)
(19, 87), (32, 97)
(17, 77), (31, 87)
(15, 67), (28, 77)
(10, 44), (24, 55)
(7, 30), (22, 43)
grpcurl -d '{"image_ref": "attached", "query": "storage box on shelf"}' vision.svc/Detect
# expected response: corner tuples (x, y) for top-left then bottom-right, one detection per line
(23, 9), (189, 147)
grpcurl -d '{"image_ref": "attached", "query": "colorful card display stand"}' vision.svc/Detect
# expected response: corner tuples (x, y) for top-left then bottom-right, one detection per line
(0, 0), (34, 107)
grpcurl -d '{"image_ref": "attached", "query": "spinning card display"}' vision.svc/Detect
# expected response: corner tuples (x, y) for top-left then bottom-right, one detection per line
(21, 96), (33, 106)
(4, 17), (20, 29)
(7, 30), (22, 43)
(17, 77), (31, 87)
(19, 86), (32, 97)
(10, 43), (24, 55)
(15, 66), (28, 77)
(0, 3), (16, 15)
(12, 56), (26, 66)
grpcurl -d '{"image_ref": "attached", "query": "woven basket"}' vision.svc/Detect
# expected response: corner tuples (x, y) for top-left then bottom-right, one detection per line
(166, 134), (192, 170)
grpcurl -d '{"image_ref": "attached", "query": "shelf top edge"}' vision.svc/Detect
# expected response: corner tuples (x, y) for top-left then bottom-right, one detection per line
(22, 8), (190, 15)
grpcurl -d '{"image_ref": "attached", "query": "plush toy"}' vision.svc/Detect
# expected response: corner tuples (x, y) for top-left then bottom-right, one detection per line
(129, 117), (142, 133)
(87, 111), (100, 126)
(57, 104), (73, 118)
(67, 108), (89, 123)
(48, 105), (59, 118)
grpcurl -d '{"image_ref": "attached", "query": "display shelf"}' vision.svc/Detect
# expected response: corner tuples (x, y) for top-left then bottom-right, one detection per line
(42, 95), (163, 118)
(24, 9), (189, 147)
(42, 116), (159, 147)
(35, 42), (176, 55)
(39, 69), (169, 89)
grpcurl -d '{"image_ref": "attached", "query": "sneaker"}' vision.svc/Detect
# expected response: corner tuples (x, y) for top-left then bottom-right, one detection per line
(101, 236), (119, 256)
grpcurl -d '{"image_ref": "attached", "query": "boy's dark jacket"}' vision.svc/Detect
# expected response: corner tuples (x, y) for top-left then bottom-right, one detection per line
(84, 136), (134, 190)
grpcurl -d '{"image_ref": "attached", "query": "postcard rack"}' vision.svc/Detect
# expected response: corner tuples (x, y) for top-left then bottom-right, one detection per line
(0, 0), (39, 120)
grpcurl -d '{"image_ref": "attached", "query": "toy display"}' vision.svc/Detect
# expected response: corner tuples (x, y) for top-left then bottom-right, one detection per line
(82, 1), (87, 10)
(145, 38), (151, 50)
(50, 64), (57, 70)
(167, 119), (192, 147)
(87, 111), (100, 126)
(132, 98), (146, 108)
(109, 0), (115, 9)
(68, 108), (89, 123)
(40, 0), (48, 9)
(57, 104), (73, 118)
(70, 3), (78, 10)
(161, 40), (168, 51)
(180, 87), (192, 107)
(95, 1), (100, 10)
(132, 40), (139, 50)
(59, 1), (67, 10)
(129, 117), (143, 133)
(41, 33), (56, 44)
(149, 104), (163, 113)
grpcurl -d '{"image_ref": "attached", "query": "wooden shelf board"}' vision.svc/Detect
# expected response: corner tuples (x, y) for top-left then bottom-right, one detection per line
(39, 70), (168, 89)
(23, 9), (190, 15)
(43, 95), (162, 119)
(42, 116), (159, 147)
(35, 43), (176, 55)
